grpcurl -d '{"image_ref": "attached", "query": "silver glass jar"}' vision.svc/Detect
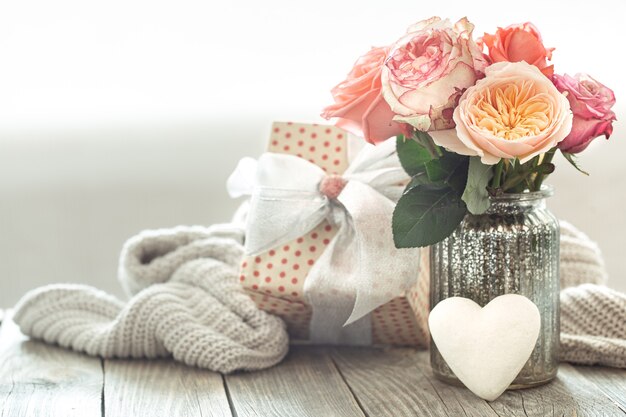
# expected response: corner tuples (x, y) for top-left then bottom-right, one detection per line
(430, 187), (560, 389)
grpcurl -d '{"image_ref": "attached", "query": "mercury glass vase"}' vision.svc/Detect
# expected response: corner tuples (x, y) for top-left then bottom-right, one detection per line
(430, 186), (560, 389)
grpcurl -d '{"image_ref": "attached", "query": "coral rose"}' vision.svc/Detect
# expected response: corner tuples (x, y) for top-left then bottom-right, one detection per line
(430, 62), (572, 165)
(481, 22), (554, 77)
(322, 46), (405, 144)
(553, 73), (617, 154)
(381, 17), (487, 132)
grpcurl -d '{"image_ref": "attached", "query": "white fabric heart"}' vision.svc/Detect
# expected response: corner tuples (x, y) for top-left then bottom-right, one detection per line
(428, 294), (541, 401)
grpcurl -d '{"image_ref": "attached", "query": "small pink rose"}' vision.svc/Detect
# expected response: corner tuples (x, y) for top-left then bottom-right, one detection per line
(322, 46), (405, 144)
(553, 73), (616, 154)
(381, 17), (488, 132)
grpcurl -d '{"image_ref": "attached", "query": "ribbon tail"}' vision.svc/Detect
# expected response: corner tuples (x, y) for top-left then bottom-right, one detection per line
(340, 181), (421, 325)
(303, 215), (372, 345)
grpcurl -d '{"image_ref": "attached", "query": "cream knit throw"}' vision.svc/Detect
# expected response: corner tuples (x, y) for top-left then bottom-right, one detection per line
(13, 224), (289, 373)
(561, 284), (626, 368)
(11, 221), (626, 369)
(558, 223), (626, 368)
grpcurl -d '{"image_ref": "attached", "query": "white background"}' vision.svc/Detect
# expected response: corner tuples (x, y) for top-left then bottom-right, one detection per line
(0, 0), (624, 306)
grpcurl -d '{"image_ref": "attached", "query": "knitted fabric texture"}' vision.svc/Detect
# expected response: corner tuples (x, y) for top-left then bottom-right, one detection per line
(557, 221), (626, 367)
(561, 284), (626, 368)
(560, 221), (608, 288)
(13, 224), (289, 373)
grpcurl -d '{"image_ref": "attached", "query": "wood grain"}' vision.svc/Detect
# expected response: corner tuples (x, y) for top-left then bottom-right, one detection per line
(331, 347), (499, 417)
(487, 363), (626, 417)
(104, 358), (231, 417)
(575, 365), (626, 413)
(333, 348), (626, 417)
(0, 313), (103, 417)
(224, 346), (365, 417)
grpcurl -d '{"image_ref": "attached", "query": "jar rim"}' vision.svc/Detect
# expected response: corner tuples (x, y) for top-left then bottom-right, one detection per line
(489, 185), (554, 202)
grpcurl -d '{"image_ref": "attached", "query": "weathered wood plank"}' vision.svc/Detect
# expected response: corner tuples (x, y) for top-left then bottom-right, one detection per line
(575, 365), (626, 413)
(2, 312), (626, 417)
(0, 312), (103, 417)
(224, 346), (365, 417)
(104, 359), (232, 417)
(333, 348), (626, 417)
(487, 363), (626, 417)
(331, 347), (499, 417)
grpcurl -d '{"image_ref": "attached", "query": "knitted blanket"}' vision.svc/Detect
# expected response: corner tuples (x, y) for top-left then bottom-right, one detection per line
(13, 224), (289, 373)
(12, 221), (626, 371)
(559, 221), (626, 368)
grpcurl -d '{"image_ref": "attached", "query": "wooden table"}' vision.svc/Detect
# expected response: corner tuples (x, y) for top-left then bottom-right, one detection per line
(1, 313), (625, 417)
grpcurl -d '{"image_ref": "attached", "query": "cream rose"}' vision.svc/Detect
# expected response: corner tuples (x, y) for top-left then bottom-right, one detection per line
(381, 17), (487, 132)
(431, 61), (573, 164)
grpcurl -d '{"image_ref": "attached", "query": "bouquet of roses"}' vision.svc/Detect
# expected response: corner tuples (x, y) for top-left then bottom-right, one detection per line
(322, 17), (617, 248)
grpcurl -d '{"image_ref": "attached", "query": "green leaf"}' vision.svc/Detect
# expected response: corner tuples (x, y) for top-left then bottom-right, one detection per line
(392, 184), (467, 248)
(413, 130), (443, 158)
(424, 159), (448, 182)
(396, 135), (434, 176)
(444, 156), (470, 194)
(423, 154), (460, 182)
(462, 156), (493, 215)
(424, 152), (469, 194)
(562, 152), (590, 176)
(403, 172), (430, 195)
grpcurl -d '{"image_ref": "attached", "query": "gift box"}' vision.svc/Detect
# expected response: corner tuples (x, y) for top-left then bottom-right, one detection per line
(229, 122), (430, 347)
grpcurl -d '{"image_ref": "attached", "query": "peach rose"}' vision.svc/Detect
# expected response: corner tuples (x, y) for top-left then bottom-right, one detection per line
(430, 62), (573, 165)
(553, 73), (617, 154)
(481, 22), (554, 77)
(381, 17), (487, 132)
(321, 46), (405, 144)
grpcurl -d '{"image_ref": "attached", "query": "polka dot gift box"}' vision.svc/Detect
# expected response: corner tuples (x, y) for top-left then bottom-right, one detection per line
(230, 121), (430, 347)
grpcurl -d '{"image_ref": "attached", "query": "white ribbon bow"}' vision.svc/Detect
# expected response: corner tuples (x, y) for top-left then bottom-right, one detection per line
(227, 136), (421, 344)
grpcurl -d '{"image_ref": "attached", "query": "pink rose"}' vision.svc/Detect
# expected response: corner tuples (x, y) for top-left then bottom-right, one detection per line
(553, 73), (616, 154)
(381, 17), (488, 132)
(321, 46), (406, 144)
(480, 22), (554, 77)
(431, 62), (572, 164)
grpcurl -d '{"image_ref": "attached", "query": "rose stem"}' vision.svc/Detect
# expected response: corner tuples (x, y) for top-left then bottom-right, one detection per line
(414, 131), (442, 159)
(492, 159), (505, 189)
(533, 147), (557, 191)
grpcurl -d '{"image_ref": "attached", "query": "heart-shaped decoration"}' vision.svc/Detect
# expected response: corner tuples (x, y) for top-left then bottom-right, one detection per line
(429, 294), (541, 401)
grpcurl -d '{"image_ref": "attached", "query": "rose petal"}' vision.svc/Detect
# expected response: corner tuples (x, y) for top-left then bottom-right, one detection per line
(362, 93), (405, 144)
